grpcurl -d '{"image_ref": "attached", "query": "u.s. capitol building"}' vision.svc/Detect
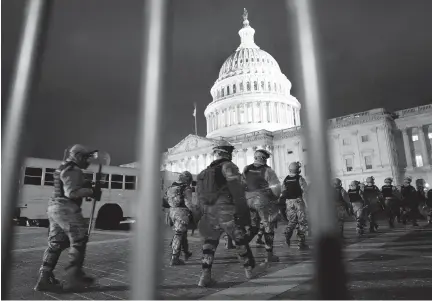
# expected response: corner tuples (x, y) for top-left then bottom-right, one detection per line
(123, 11), (432, 188)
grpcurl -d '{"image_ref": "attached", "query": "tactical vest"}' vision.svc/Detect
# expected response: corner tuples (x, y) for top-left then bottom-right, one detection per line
(348, 188), (362, 203)
(363, 185), (378, 198)
(381, 185), (394, 198)
(166, 183), (188, 208)
(401, 185), (415, 199)
(244, 164), (268, 192)
(53, 161), (77, 198)
(283, 174), (302, 199)
(334, 186), (345, 206)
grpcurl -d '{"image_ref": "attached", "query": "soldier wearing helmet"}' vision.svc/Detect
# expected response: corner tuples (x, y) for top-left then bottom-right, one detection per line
(242, 148), (281, 263)
(34, 144), (100, 292)
(381, 177), (402, 228)
(280, 161), (309, 250)
(399, 176), (419, 226)
(195, 140), (255, 287)
(163, 171), (195, 266)
(347, 180), (367, 235)
(362, 176), (384, 233)
(333, 178), (351, 238)
(425, 183), (432, 225)
(415, 179), (427, 224)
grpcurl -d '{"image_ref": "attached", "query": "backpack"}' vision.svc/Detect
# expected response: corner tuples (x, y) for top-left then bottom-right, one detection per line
(165, 184), (186, 208)
(196, 161), (227, 206)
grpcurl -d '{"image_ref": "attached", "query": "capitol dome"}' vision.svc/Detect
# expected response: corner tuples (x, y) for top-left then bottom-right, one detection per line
(205, 9), (301, 139)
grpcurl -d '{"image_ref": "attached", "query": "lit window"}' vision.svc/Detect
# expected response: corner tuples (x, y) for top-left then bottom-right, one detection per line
(227, 86), (230, 95)
(415, 155), (423, 167)
(254, 81), (258, 91)
(261, 81), (265, 90)
(412, 135), (419, 142)
(240, 82), (244, 92)
(343, 138), (351, 146)
(429, 132), (432, 139)
(247, 82), (251, 91)
(361, 135), (369, 142)
(233, 84), (236, 94)
(268, 82), (271, 91)
(364, 155), (372, 170)
(24, 167), (42, 186)
(345, 158), (353, 172)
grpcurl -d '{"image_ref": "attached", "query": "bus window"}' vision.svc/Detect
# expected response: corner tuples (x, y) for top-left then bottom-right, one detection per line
(100, 173), (109, 189)
(125, 175), (136, 190)
(44, 168), (55, 186)
(24, 167), (42, 186)
(111, 174), (124, 190)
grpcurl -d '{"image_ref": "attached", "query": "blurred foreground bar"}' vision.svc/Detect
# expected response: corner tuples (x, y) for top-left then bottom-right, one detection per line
(286, 0), (348, 299)
(1, 1), (52, 298)
(130, 0), (168, 299)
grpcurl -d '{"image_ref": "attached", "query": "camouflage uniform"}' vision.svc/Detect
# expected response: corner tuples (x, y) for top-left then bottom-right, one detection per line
(400, 180), (419, 226)
(425, 189), (432, 224)
(362, 179), (384, 232)
(197, 156), (255, 287)
(381, 178), (402, 228)
(333, 179), (351, 238)
(281, 169), (309, 249)
(164, 172), (195, 266)
(243, 159), (281, 262)
(347, 181), (367, 235)
(35, 145), (98, 292)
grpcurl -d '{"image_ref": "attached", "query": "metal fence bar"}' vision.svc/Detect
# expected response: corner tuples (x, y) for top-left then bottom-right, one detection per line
(131, 0), (168, 299)
(286, 0), (348, 299)
(1, 1), (52, 298)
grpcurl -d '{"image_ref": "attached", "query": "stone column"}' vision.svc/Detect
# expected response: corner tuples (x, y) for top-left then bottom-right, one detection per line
(418, 125), (431, 166)
(351, 130), (362, 170)
(242, 148), (248, 170)
(259, 102), (264, 123)
(296, 109), (301, 126)
(372, 127), (383, 168)
(235, 105), (240, 124)
(401, 128), (414, 170)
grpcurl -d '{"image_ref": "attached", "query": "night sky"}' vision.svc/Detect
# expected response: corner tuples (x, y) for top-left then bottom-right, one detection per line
(2, 0), (432, 165)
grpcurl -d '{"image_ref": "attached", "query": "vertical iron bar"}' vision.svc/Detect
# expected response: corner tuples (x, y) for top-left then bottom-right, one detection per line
(1, 1), (52, 298)
(286, 0), (348, 299)
(131, 0), (168, 299)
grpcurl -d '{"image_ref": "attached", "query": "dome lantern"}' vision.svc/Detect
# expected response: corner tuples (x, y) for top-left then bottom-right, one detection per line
(237, 8), (259, 51)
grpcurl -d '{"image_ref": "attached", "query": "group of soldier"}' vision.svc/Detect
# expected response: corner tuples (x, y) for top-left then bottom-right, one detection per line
(163, 140), (432, 287)
(31, 142), (432, 293)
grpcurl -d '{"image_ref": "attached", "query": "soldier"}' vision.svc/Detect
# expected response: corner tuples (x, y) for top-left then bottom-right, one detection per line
(164, 171), (195, 266)
(242, 149), (281, 262)
(381, 177), (402, 228)
(333, 178), (351, 238)
(34, 145), (101, 292)
(415, 179), (427, 224)
(426, 186), (432, 225)
(362, 176), (384, 233)
(347, 180), (367, 236)
(280, 162), (309, 250)
(400, 176), (419, 226)
(196, 140), (255, 287)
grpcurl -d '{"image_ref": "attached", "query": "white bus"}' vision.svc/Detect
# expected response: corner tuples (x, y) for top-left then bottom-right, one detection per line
(16, 157), (139, 229)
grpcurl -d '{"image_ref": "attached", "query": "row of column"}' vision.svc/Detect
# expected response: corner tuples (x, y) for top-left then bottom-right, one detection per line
(401, 125), (431, 169)
(165, 145), (279, 175)
(207, 102), (300, 132)
(215, 80), (286, 100)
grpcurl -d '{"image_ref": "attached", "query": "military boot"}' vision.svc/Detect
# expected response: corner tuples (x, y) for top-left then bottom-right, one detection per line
(63, 267), (94, 292)
(33, 271), (63, 292)
(170, 256), (185, 266)
(256, 236), (265, 246)
(244, 266), (254, 279)
(224, 236), (235, 250)
(198, 269), (215, 287)
(184, 251), (193, 261)
(265, 251), (279, 263)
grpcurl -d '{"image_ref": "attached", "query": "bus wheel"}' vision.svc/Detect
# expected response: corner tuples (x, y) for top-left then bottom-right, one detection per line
(96, 204), (123, 230)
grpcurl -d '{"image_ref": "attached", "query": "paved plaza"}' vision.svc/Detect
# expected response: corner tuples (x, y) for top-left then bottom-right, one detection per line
(8, 218), (432, 300)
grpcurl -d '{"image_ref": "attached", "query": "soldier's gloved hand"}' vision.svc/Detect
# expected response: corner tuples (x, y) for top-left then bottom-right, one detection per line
(92, 186), (102, 201)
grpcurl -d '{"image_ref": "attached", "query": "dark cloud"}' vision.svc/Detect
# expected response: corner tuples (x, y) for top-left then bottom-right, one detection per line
(2, 0), (432, 165)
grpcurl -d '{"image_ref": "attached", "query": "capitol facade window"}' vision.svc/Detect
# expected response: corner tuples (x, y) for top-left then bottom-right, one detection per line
(361, 135), (369, 142)
(412, 134), (419, 141)
(233, 84), (236, 94)
(345, 158), (353, 172)
(261, 81), (265, 90)
(240, 82), (244, 92)
(247, 81), (251, 91)
(364, 155), (373, 170)
(227, 86), (230, 95)
(415, 154), (423, 167)
(343, 138), (351, 145)
(254, 81), (258, 91)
